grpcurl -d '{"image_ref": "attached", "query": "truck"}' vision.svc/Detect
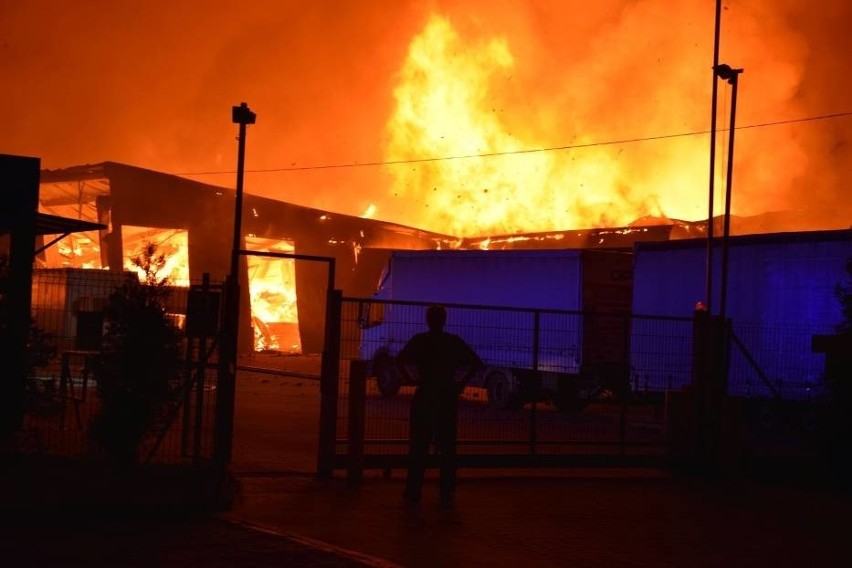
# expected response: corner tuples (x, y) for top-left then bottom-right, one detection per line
(357, 248), (633, 411)
(631, 229), (852, 400)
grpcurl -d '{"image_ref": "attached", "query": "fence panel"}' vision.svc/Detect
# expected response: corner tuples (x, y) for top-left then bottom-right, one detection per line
(728, 320), (832, 400)
(335, 296), (836, 475)
(337, 298), (681, 471)
(629, 314), (695, 394)
(22, 269), (220, 465)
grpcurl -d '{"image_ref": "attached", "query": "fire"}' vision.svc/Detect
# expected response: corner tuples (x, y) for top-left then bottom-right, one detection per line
(382, 6), (820, 238)
(384, 14), (711, 238)
(361, 204), (377, 219)
(120, 231), (302, 353)
(245, 238), (301, 353)
(122, 227), (190, 286)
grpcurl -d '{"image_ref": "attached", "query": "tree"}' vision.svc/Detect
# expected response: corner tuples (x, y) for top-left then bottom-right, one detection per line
(89, 243), (182, 471)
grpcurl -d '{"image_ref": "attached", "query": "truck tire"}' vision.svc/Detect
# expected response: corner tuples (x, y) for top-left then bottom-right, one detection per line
(374, 352), (401, 397)
(486, 371), (520, 410)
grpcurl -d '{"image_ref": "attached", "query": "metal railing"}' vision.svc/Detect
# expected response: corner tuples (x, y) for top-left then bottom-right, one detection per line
(21, 269), (220, 465)
(324, 297), (833, 477)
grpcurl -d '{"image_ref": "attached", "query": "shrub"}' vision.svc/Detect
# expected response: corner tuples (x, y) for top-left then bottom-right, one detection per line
(89, 243), (182, 471)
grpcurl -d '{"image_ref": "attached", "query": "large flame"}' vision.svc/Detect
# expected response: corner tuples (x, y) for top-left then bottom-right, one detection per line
(122, 227), (190, 286)
(385, 13), (717, 237)
(7, 2), (852, 236)
(117, 230), (302, 353)
(245, 237), (301, 353)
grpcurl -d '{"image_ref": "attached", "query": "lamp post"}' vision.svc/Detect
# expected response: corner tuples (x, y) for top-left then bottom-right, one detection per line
(230, 102), (256, 280)
(715, 64), (743, 322)
(215, 102), (255, 468)
(705, 0), (723, 314)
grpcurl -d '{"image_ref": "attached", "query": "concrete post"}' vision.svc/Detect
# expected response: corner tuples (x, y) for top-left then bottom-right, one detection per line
(0, 154), (40, 444)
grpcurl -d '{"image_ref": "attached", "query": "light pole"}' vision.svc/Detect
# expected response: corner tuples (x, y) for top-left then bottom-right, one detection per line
(230, 102), (256, 280)
(215, 102), (256, 468)
(705, 0), (723, 314)
(715, 64), (743, 322)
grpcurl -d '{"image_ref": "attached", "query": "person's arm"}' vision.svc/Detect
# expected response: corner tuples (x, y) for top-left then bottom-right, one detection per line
(456, 339), (484, 392)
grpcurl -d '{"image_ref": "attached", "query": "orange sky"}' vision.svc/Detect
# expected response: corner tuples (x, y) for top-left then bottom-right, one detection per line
(1, 1), (849, 236)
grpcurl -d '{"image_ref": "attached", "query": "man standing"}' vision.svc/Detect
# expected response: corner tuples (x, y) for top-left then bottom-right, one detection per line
(397, 304), (483, 504)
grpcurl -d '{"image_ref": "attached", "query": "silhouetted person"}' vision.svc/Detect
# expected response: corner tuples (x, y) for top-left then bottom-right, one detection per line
(397, 304), (483, 504)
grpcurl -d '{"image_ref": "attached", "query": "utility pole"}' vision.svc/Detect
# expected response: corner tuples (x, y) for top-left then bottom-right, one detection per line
(715, 65), (743, 322)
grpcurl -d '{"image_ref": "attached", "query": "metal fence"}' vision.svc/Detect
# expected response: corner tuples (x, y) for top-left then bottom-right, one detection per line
(331, 298), (693, 473)
(327, 297), (832, 475)
(21, 268), (221, 465)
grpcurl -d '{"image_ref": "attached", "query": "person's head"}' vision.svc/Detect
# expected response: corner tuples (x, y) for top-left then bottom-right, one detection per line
(426, 304), (447, 332)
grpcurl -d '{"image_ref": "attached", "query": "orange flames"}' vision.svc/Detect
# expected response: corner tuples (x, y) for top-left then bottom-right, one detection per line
(38, 221), (300, 353)
(245, 238), (301, 353)
(15, 2), (852, 345)
(122, 227), (190, 286)
(120, 232), (301, 353)
(375, 5), (848, 237)
(9, 2), (850, 238)
(383, 13), (711, 237)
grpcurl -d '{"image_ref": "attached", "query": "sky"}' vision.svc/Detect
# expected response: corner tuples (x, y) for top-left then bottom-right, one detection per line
(1, 0), (850, 236)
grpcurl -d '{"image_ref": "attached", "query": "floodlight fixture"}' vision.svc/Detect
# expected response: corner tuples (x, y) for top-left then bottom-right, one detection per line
(232, 102), (256, 125)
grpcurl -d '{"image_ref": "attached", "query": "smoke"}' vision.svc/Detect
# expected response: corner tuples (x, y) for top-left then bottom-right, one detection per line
(1, 1), (849, 235)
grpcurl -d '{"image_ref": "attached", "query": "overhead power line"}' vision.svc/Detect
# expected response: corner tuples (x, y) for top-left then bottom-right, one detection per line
(176, 111), (852, 177)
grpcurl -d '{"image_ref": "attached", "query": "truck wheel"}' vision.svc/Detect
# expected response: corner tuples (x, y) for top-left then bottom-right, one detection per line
(374, 353), (400, 397)
(486, 371), (520, 410)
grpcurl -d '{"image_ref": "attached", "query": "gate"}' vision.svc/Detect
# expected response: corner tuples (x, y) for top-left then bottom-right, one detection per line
(22, 270), (223, 465)
(319, 297), (696, 478)
(228, 249), (338, 475)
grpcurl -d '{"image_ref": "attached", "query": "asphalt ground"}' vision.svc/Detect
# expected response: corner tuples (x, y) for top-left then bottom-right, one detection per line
(4, 353), (851, 567)
(224, 354), (852, 567)
(0, 514), (384, 567)
(227, 469), (852, 568)
(5, 469), (848, 568)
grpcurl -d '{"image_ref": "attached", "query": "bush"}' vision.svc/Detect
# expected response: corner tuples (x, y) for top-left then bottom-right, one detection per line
(89, 244), (182, 471)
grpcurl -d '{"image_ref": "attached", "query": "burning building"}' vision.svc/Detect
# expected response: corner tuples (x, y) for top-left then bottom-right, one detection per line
(36, 161), (456, 353)
(36, 158), (837, 355)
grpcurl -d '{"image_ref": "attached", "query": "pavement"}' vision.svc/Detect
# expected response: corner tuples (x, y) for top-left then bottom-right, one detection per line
(6, 452), (852, 568)
(225, 468), (852, 568)
(5, 353), (852, 567)
(6, 468), (850, 568)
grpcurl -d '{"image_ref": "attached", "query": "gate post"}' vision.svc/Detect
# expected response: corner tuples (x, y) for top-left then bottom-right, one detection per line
(317, 289), (342, 478)
(690, 310), (729, 474)
(214, 275), (239, 471)
(347, 359), (367, 484)
(0, 155), (39, 445)
(529, 311), (540, 455)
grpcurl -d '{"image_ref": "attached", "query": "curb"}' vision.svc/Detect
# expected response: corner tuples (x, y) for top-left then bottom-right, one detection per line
(222, 516), (402, 568)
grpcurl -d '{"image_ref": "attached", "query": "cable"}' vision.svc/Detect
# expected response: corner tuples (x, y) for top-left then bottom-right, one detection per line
(176, 110), (852, 177)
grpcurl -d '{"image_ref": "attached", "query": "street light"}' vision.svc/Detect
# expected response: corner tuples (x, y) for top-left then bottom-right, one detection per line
(215, 102), (256, 469)
(230, 102), (256, 280)
(704, 0), (723, 315)
(714, 64), (743, 322)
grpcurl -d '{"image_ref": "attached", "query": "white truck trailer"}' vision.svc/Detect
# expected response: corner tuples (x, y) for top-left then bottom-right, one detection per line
(357, 248), (633, 410)
(631, 229), (852, 400)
